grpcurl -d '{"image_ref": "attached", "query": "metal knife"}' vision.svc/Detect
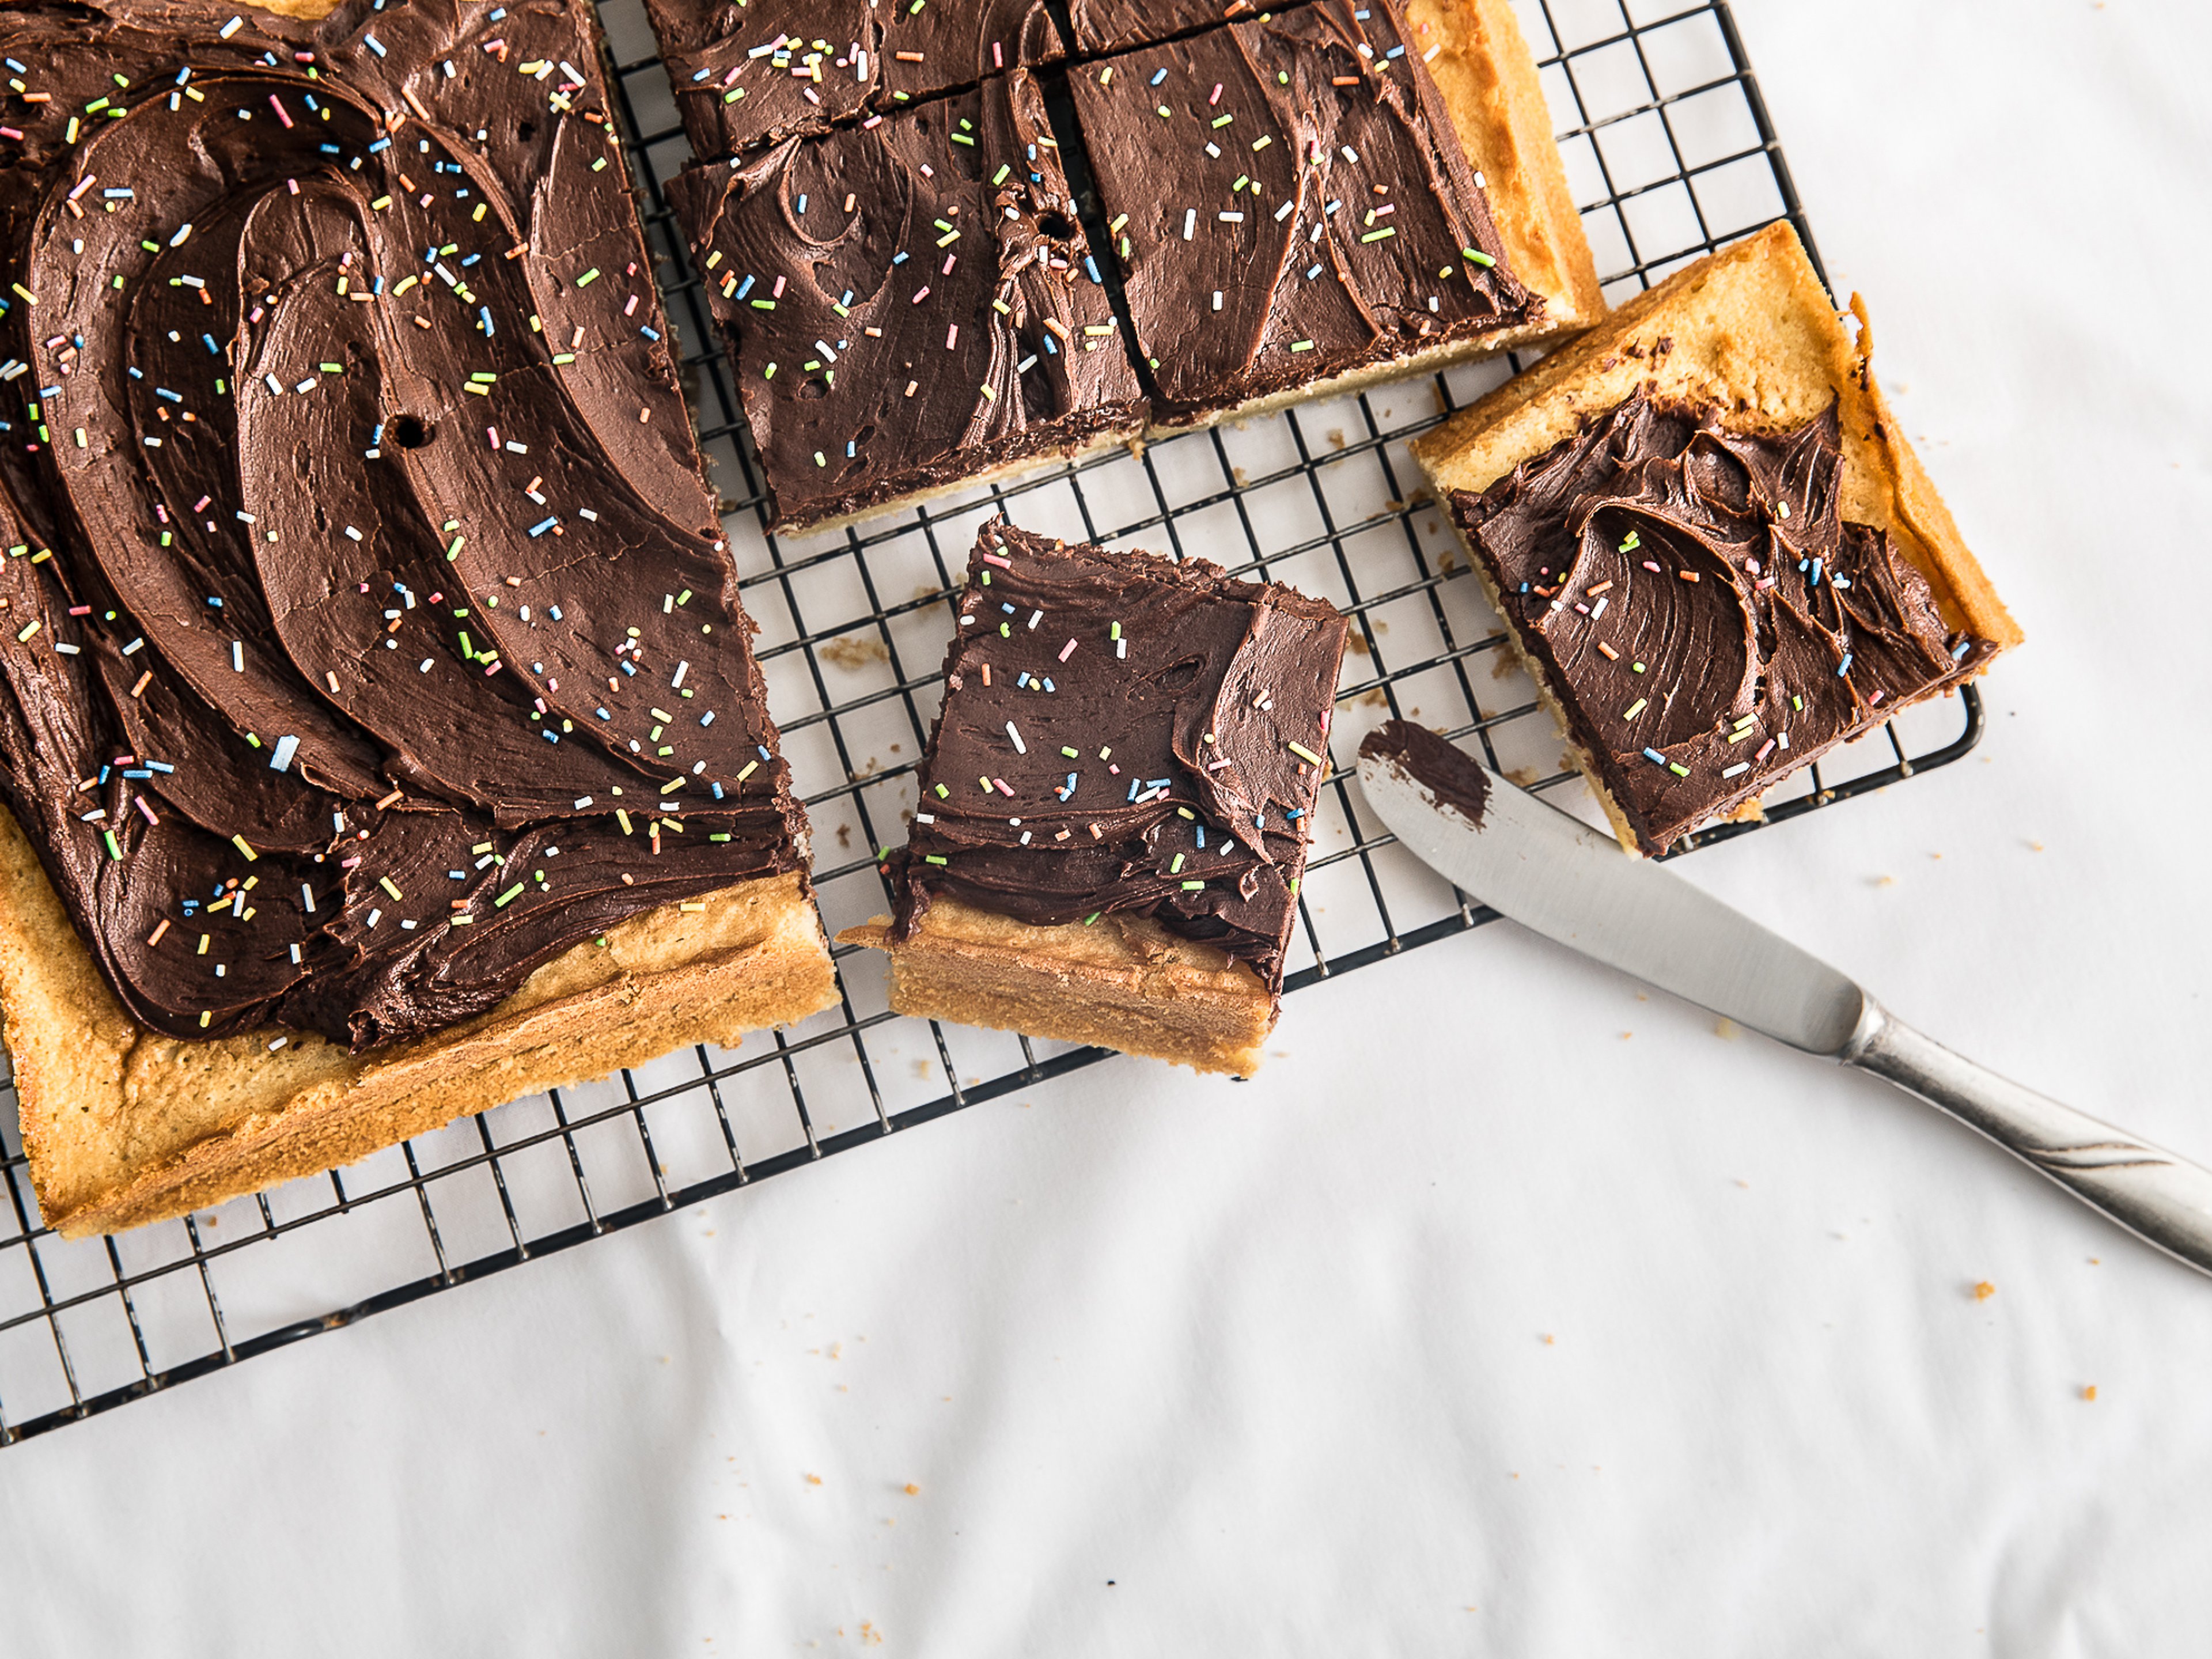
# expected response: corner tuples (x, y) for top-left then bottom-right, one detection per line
(1354, 719), (2212, 1278)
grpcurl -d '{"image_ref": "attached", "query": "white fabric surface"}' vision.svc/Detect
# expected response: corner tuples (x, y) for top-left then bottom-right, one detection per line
(9, 1), (2212, 1651)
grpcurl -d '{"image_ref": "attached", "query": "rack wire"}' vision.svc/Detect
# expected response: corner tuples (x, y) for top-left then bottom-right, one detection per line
(0, 0), (1982, 1445)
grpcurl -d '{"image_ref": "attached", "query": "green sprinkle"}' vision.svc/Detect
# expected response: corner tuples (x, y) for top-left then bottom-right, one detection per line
(1359, 226), (1397, 243)
(1463, 247), (1497, 267)
(992, 164), (1010, 184)
(1211, 113), (1233, 128)
(1084, 912), (1101, 925)
(104, 829), (123, 861)
(935, 783), (949, 799)
(1668, 763), (1691, 778)
(1632, 661), (1646, 675)
(494, 882), (525, 908)
(1170, 853), (1185, 874)
(1180, 880), (1205, 891)
(1290, 339), (1314, 352)
(577, 267), (601, 286)
(924, 854), (948, 865)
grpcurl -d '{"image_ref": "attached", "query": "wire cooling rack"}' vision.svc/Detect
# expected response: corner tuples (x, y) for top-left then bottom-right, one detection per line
(0, 0), (1983, 1445)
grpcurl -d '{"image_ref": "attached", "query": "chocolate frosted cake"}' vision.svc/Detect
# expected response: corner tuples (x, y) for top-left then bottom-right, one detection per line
(1071, 0), (1540, 424)
(0, 0), (836, 1238)
(840, 521), (1349, 1075)
(641, 0), (1065, 161)
(667, 72), (1148, 533)
(1453, 395), (1991, 854)
(1411, 222), (2021, 858)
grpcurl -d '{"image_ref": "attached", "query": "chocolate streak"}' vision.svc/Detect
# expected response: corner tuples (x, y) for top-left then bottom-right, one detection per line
(668, 73), (1147, 531)
(0, 0), (806, 1050)
(1358, 719), (1487, 829)
(1072, 0), (1539, 423)
(888, 522), (1348, 994)
(1450, 394), (1992, 854)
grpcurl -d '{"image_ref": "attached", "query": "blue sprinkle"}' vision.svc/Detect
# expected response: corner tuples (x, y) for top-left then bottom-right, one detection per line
(320, 142), (340, 156)
(757, 745), (771, 760)
(479, 305), (495, 336)
(796, 193), (808, 214)
(1195, 826), (1205, 847)
(1150, 67), (1166, 85)
(1950, 639), (1971, 660)
(1643, 748), (1667, 764)
(1810, 558), (1823, 585)
(1043, 677), (1055, 692)
(619, 661), (636, 677)
(596, 707), (611, 720)
(1836, 653), (1853, 676)
(123, 768), (151, 779)
(734, 274), (755, 299)
(203, 334), (219, 354)
(1384, 43), (1404, 58)
(461, 253), (480, 267)
(127, 366), (144, 380)
(147, 761), (175, 774)
(1084, 256), (1102, 285)
(711, 781), (725, 800)
(541, 729), (560, 743)
(846, 440), (856, 457)
(527, 516), (558, 537)
(1127, 778), (1140, 802)
(156, 387), (181, 402)
(1065, 772), (1077, 793)
(891, 252), (908, 266)
(364, 31), (385, 55)
(1044, 334), (1058, 355)
(369, 137), (390, 152)
(641, 325), (661, 341)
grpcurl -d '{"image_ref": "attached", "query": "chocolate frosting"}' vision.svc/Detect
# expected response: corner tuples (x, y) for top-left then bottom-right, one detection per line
(1066, 0), (1284, 56)
(1358, 718), (1487, 829)
(0, 0), (806, 1049)
(1071, 0), (1539, 422)
(887, 521), (1347, 993)
(668, 73), (1147, 531)
(1450, 394), (1992, 854)
(642, 0), (1065, 160)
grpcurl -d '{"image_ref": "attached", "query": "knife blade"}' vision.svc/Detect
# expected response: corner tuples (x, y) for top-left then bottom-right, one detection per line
(1354, 719), (2212, 1278)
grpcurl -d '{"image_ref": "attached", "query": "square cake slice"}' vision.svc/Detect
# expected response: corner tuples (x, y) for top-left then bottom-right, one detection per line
(669, 71), (1149, 534)
(838, 522), (1350, 1077)
(641, 0), (1066, 160)
(1069, 0), (1600, 427)
(1411, 221), (2022, 857)
(0, 0), (838, 1237)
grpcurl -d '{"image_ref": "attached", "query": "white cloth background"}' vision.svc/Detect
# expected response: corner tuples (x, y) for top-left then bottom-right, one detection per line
(7, 1), (2211, 1652)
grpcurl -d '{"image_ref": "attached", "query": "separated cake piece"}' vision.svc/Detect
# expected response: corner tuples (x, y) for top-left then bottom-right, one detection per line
(641, 0), (1065, 160)
(0, 0), (837, 1238)
(668, 72), (1149, 534)
(1070, 0), (1600, 426)
(1410, 221), (2021, 857)
(839, 522), (1350, 1077)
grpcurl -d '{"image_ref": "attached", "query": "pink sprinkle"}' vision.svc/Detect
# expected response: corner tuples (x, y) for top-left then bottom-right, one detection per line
(862, 114), (884, 128)
(136, 796), (159, 826)
(942, 253), (957, 275)
(487, 426), (500, 448)
(1641, 560), (1661, 572)
(911, 285), (930, 304)
(946, 323), (959, 350)
(1209, 82), (1223, 105)
(484, 661), (503, 677)
(1319, 707), (1331, 733)
(270, 93), (293, 128)
(286, 177), (300, 195)
(1869, 689), (1885, 706)
(193, 495), (212, 512)
(772, 274), (787, 298)
(1754, 738), (1776, 763)
(1207, 758), (1233, 771)
(980, 552), (1012, 569)
(994, 778), (1014, 797)
(1058, 637), (1077, 662)
(67, 604), (90, 615)
(67, 176), (96, 200)
(624, 293), (639, 316)
(0, 127), (24, 142)
(993, 40), (1003, 67)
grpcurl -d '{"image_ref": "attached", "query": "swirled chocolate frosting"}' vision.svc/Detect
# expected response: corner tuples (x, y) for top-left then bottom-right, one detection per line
(885, 521), (1347, 994)
(1449, 393), (1994, 854)
(1071, 0), (1538, 423)
(667, 72), (1147, 531)
(641, 0), (1065, 161)
(0, 0), (808, 1050)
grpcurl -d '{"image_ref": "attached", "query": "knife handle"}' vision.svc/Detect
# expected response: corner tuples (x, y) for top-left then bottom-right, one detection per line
(1843, 1000), (2212, 1277)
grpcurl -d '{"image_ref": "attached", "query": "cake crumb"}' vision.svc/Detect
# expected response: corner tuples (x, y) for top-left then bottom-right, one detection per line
(1714, 1017), (1740, 1040)
(805, 1473), (823, 1486)
(1972, 1281), (1995, 1301)
(2081, 1385), (2097, 1402)
(904, 1483), (921, 1495)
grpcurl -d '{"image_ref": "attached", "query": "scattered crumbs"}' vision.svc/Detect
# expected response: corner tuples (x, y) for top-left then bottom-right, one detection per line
(2088, 1257), (2101, 1266)
(805, 1473), (823, 1486)
(1344, 631), (1372, 656)
(1326, 428), (1347, 450)
(1540, 1333), (1555, 1345)
(1874, 874), (1896, 888)
(1619, 1031), (1633, 1041)
(1733, 1179), (1750, 1188)
(1714, 1016), (1741, 1040)
(836, 823), (853, 847)
(2082, 1384), (2098, 1402)
(904, 1483), (921, 1495)
(1505, 766), (1541, 787)
(820, 634), (891, 671)
(1972, 1281), (1996, 1302)
(2029, 840), (2046, 852)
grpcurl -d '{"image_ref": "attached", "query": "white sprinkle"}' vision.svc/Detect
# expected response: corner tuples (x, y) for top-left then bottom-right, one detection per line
(1182, 208), (1196, 240)
(268, 734), (300, 772)
(1006, 721), (1026, 754)
(301, 882), (317, 912)
(672, 660), (689, 688)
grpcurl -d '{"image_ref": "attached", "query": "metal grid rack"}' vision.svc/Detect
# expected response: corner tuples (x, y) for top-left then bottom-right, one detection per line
(0, 0), (1983, 1445)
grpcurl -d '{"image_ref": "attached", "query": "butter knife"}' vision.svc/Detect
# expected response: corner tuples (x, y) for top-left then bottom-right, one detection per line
(1355, 720), (2212, 1278)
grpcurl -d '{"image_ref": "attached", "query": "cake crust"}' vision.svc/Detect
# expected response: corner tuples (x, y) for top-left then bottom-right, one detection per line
(838, 898), (1271, 1077)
